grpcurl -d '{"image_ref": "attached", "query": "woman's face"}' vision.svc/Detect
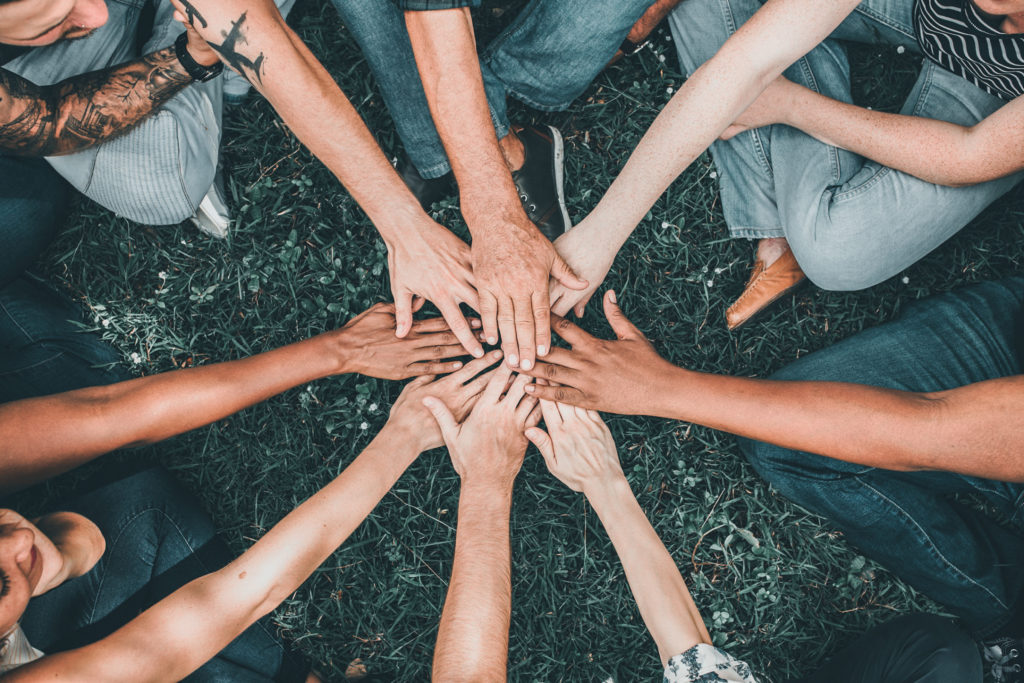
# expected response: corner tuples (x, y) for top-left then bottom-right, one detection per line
(0, 510), (62, 636)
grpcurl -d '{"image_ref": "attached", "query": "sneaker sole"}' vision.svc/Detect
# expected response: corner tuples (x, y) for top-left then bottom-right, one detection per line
(546, 125), (571, 234)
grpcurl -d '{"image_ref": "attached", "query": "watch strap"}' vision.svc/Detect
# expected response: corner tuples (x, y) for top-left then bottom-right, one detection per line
(174, 32), (223, 82)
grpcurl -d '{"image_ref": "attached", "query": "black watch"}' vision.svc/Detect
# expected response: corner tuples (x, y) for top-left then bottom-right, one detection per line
(174, 31), (223, 82)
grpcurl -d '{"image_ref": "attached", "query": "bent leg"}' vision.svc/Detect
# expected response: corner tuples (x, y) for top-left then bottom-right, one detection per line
(740, 277), (1024, 637)
(794, 614), (981, 683)
(0, 156), (69, 288)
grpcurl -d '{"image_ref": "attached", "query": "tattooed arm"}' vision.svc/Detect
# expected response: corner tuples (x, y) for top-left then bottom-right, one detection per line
(0, 28), (216, 156)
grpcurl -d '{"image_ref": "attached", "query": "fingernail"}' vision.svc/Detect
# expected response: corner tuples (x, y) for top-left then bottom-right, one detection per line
(526, 385), (535, 393)
(492, 349), (504, 359)
(471, 320), (481, 328)
(472, 348), (483, 358)
(537, 345), (547, 356)
(608, 290), (617, 304)
(521, 358), (533, 370)
(508, 354), (519, 367)
(487, 336), (497, 345)
(452, 361), (463, 369)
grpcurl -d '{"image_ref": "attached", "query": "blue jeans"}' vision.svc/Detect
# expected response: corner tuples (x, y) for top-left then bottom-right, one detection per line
(670, 0), (1023, 290)
(331, 0), (652, 178)
(20, 467), (309, 682)
(0, 156), (128, 404)
(739, 276), (1024, 638)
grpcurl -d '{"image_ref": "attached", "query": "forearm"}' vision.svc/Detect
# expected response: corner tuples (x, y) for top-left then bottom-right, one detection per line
(20, 426), (420, 683)
(433, 483), (513, 682)
(649, 367), (1024, 480)
(587, 477), (709, 665)
(0, 333), (347, 493)
(0, 48), (192, 156)
(781, 83), (1010, 186)
(405, 9), (523, 231)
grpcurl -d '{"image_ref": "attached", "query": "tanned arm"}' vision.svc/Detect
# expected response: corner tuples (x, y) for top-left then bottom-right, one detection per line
(0, 305), (466, 495)
(523, 291), (1024, 482)
(0, 27), (216, 156)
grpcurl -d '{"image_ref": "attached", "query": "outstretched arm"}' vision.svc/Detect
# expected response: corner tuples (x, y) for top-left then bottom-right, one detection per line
(5, 369), (495, 683)
(526, 404), (710, 664)
(722, 76), (1024, 186)
(425, 365), (540, 681)
(523, 291), (1024, 482)
(0, 27), (215, 156)
(0, 305), (466, 494)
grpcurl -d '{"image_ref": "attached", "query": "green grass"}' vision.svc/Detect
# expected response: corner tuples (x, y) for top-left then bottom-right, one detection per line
(15, 1), (1024, 681)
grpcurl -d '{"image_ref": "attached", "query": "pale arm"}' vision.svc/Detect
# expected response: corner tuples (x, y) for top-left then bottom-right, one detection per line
(5, 422), (422, 683)
(432, 484), (514, 682)
(726, 76), (1024, 186)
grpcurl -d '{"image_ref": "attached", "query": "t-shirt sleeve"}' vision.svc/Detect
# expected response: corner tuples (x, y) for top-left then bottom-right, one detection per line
(663, 644), (760, 683)
(394, 0), (482, 9)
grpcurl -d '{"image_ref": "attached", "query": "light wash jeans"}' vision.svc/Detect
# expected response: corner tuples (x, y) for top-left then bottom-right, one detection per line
(670, 0), (1023, 290)
(740, 277), (1024, 638)
(331, 0), (653, 179)
(5, 0), (294, 226)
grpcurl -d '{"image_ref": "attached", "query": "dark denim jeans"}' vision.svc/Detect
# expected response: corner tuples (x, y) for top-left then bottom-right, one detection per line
(741, 277), (1024, 638)
(331, 0), (652, 178)
(20, 467), (309, 682)
(791, 614), (980, 683)
(0, 155), (128, 404)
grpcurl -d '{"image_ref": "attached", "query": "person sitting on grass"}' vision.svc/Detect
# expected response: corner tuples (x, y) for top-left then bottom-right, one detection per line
(521, 282), (1024, 682)
(522, 402), (982, 682)
(0, 300), (506, 679)
(548, 0), (1024, 330)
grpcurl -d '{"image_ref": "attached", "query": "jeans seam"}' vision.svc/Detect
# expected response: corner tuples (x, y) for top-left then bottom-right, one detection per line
(857, 477), (1012, 613)
(0, 350), (70, 377)
(851, 5), (916, 42)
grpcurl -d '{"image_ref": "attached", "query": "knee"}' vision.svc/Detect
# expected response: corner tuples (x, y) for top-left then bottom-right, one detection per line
(788, 235), (887, 292)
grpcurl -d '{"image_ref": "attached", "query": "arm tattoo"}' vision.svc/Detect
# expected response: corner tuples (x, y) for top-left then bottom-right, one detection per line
(178, 0), (208, 29)
(207, 12), (265, 87)
(0, 45), (192, 156)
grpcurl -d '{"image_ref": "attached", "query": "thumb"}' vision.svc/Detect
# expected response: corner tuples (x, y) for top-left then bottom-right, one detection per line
(525, 426), (556, 465)
(603, 290), (642, 340)
(394, 290), (414, 337)
(551, 254), (589, 291)
(422, 397), (458, 442)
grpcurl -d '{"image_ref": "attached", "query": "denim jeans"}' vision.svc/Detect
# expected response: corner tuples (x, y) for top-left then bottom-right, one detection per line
(0, 155), (128, 404)
(739, 276), (1024, 638)
(669, 0), (1023, 291)
(789, 614), (980, 682)
(5, 0), (294, 226)
(20, 466), (309, 682)
(331, 0), (652, 178)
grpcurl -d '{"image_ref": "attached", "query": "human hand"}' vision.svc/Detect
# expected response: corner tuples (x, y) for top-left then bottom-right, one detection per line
(719, 75), (795, 141)
(525, 401), (623, 496)
(328, 302), (473, 380)
(549, 220), (615, 317)
(385, 350), (504, 452)
(423, 364), (541, 489)
(470, 216), (587, 372)
(520, 290), (677, 415)
(386, 218), (483, 358)
(171, 5), (220, 67)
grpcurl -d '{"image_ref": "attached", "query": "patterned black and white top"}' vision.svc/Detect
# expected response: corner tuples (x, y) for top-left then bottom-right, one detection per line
(915, 0), (1024, 100)
(663, 644), (760, 683)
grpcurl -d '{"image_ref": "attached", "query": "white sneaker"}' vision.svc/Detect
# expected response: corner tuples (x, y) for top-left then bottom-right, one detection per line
(189, 181), (230, 239)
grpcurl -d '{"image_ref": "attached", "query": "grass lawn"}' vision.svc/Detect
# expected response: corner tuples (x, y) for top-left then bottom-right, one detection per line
(15, 1), (1024, 681)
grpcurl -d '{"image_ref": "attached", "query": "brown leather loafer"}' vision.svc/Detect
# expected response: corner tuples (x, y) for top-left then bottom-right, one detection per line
(725, 248), (806, 331)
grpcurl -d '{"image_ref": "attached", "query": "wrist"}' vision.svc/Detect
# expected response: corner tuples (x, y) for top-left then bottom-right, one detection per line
(460, 479), (514, 507)
(584, 475), (634, 514)
(646, 363), (694, 419)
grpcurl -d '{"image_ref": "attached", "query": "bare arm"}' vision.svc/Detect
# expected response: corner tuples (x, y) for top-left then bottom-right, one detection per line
(404, 8), (586, 373)
(0, 41), (207, 156)
(527, 405), (710, 665)
(724, 76), (1024, 186)
(0, 305), (465, 494)
(524, 291), (1024, 482)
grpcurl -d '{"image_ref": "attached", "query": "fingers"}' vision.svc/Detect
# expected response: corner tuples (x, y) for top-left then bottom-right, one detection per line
(525, 426), (556, 466)
(479, 291), (499, 348)
(524, 403), (542, 429)
(550, 314), (593, 348)
(447, 349), (503, 385)
(602, 290), (643, 341)
(482, 362), (515, 404)
(512, 296), (536, 370)
(394, 290), (414, 338)
(532, 291), (551, 360)
(572, 292), (594, 318)
(438, 302), (484, 359)
(504, 372), (534, 407)
(524, 383), (586, 406)
(406, 359), (464, 376)
(538, 397), (562, 428)
(515, 393), (539, 422)
(496, 299), (520, 369)
(550, 253), (589, 291)
(521, 361), (580, 387)
(422, 396), (459, 443)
